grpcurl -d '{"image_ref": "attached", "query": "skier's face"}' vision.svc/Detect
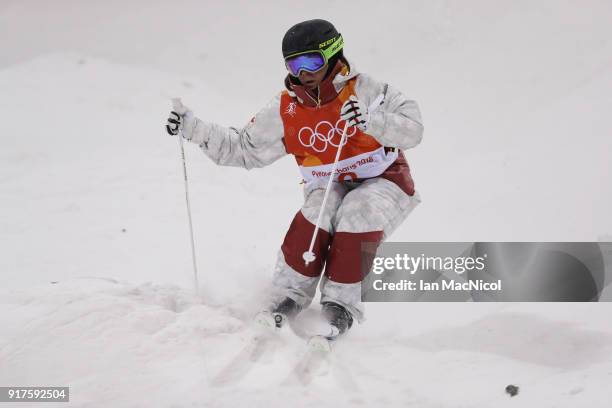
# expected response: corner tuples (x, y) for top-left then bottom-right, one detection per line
(298, 64), (327, 90)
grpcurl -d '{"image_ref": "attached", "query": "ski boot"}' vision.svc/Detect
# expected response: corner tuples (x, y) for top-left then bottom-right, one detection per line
(322, 301), (353, 336)
(254, 297), (302, 332)
(308, 301), (354, 352)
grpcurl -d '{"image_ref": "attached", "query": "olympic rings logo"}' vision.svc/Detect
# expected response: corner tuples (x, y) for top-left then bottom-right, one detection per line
(297, 119), (357, 153)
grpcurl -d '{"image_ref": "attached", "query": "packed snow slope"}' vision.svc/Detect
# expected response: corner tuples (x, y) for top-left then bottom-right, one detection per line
(1, 1), (612, 407)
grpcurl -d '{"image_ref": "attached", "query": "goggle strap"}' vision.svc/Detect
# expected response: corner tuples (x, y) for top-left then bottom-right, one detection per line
(322, 35), (344, 60)
(284, 34), (344, 62)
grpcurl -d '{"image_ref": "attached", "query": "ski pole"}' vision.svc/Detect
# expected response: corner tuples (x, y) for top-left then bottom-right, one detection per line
(302, 121), (350, 265)
(172, 98), (200, 295)
(302, 93), (386, 266)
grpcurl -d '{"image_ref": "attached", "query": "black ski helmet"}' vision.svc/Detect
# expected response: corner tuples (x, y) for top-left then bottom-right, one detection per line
(282, 19), (343, 59)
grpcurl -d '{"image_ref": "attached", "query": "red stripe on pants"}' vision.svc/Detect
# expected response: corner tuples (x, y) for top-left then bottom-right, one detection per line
(325, 231), (384, 284)
(281, 211), (332, 278)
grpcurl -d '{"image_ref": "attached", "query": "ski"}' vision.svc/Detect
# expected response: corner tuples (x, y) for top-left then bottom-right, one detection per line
(283, 340), (331, 386)
(282, 328), (341, 385)
(210, 312), (281, 387)
(253, 310), (282, 332)
(307, 334), (335, 352)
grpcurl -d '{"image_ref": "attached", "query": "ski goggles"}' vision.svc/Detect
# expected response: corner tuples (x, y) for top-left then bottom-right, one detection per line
(284, 35), (344, 77)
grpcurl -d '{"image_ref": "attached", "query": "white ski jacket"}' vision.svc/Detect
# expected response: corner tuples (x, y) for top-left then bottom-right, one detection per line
(183, 61), (423, 170)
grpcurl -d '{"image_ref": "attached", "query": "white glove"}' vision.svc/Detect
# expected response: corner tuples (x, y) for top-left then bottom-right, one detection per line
(340, 95), (370, 131)
(165, 99), (198, 141)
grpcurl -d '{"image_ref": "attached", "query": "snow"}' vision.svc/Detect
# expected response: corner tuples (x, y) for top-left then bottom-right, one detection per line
(1, 0), (612, 407)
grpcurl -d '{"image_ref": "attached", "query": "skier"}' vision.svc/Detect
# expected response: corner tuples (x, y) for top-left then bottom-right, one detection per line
(166, 19), (423, 341)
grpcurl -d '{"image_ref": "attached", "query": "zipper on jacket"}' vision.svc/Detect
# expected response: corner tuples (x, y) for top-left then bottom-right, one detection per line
(305, 85), (321, 108)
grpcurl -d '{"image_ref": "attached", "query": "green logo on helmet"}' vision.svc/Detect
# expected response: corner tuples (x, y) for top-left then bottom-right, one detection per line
(320, 35), (344, 60)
